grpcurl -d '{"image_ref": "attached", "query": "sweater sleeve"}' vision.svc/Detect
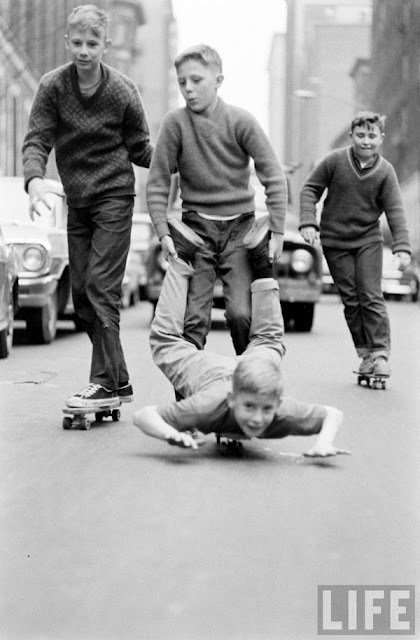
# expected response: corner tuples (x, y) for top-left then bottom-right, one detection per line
(146, 113), (180, 239)
(299, 154), (334, 230)
(122, 85), (153, 169)
(378, 165), (411, 254)
(22, 78), (58, 191)
(239, 114), (288, 234)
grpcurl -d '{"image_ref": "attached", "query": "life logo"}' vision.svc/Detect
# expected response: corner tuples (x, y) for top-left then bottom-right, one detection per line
(317, 585), (415, 635)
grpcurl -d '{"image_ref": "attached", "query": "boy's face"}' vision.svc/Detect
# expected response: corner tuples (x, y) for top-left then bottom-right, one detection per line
(65, 27), (110, 73)
(350, 124), (384, 162)
(228, 391), (280, 438)
(177, 59), (223, 116)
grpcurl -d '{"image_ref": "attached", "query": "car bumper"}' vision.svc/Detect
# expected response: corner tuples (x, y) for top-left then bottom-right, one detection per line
(213, 278), (322, 305)
(17, 275), (57, 308)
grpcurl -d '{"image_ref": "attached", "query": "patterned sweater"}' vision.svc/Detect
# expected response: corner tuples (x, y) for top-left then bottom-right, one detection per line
(299, 147), (411, 253)
(23, 62), (153, 207)
(146, 98), (287, 239)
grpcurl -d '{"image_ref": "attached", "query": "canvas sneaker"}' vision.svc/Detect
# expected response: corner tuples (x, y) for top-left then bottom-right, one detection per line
(243, 213), (269, 250)
(117, 382), (133, 403)
(359, 355), (374, 375)
(65, 383), (119, 409)
(373, 356), (391, 377)
(168, 217), (205, 260)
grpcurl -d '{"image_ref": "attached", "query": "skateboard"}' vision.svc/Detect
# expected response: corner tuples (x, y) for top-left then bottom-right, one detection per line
(353, 371), (388, 390)
(62, 401), (122, 430)
(215, 432), (249, 455)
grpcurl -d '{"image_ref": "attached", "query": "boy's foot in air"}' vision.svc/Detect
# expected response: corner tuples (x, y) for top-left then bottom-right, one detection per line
(65, 383), (119, 409)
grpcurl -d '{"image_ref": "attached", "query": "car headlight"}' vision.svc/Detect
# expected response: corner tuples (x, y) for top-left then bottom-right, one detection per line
(291, 249), (314, 273)
(22, 245), (48, 272)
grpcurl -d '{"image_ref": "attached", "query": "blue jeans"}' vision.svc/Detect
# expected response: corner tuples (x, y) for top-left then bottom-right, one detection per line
(323, 242), (390, 358)
(181, 211), (255, 355)
(67, 197), (133, 389)
(150, 258), (285, 399)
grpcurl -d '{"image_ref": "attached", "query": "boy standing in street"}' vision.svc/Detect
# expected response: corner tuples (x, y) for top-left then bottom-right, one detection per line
(23, 5), (153, 409)
(133, 235), (347, 458)
(146, 44), (288, 356)
(299, 111), (411, 378)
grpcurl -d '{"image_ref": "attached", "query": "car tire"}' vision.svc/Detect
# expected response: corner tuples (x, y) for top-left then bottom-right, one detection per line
(0, 295), (15, 358)
(26, 291), (58, 344)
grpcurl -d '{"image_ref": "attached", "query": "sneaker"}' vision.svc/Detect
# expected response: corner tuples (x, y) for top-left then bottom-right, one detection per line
(359, 355), (374, 375)
(65, 383), (119, 409)
(243, 213), (269, 250)
(373, 356), (391, 377)
(168, 218), (204, 260)
(117, 383), (133, 403)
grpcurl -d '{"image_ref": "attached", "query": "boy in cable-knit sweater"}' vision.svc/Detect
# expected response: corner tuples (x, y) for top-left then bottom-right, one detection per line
(299, 111), (411, 378)
(22, 5), (153, 409)
(146, 44), (288, 358)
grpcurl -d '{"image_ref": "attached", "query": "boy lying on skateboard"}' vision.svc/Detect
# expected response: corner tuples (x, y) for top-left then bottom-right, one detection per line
(133, 220), (349, 458)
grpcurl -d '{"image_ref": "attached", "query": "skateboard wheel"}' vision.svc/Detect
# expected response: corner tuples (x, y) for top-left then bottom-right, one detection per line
(80, 417), (91, 430)
(63, 416), (72, 430)
(111, 409), (121, 422)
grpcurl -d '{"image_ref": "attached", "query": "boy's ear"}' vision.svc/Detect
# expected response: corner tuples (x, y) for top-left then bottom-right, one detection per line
(104, 38), (112, 53)
(216, 74), (224, 89)
(64, 34), (69, 49)
(227, 391), (234, 408)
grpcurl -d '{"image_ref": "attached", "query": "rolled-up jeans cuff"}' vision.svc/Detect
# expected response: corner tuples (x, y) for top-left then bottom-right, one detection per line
(251, 277), (279, 293)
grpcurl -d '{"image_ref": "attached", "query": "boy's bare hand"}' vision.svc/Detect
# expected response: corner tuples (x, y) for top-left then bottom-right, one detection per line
(303, 445), (351, 458)
(300, 226), (319, 245)
(394, 251), (411, 271)
(161, 235), (177, 261)
(166, 432), (198, 450)
(27, 178), (52, 221)
(269, 232), (284, 263)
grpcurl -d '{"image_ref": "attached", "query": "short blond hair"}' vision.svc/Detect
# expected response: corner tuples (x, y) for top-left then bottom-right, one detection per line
(174, 44), (223, 74)
(232, 353), (283, 399)
(67, 4), (110, 38)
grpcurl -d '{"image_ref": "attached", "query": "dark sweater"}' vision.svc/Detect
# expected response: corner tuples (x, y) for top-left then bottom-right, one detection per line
(146, 98), (287, 239)
(23, 62), (153, 207)
(300, 147), (411, 253)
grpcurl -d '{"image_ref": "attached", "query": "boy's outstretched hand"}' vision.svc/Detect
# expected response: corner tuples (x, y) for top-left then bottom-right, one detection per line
(304, 444), (351, 458)
(166, 432), (199, 450)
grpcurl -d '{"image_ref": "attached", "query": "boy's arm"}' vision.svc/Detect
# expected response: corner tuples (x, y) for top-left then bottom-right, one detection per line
(146, 114), (180, 241)
(299, 155), (333, 231)
(123, 86), (154, 168)
(133, 406), (198, 449)
(379, 165), (412, 259)
(303, 406), (351, 458)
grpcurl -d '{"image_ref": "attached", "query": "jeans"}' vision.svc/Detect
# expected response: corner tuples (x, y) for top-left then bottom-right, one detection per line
(181, 210), (255, 355)
(67, 196), (133, 389)
(323, 242), (390, 358)
(150, 257), (285, 400)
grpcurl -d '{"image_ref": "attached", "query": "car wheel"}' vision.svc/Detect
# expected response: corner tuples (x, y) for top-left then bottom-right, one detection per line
(26, 291), (58, 344)
(0, 295), (15, 358)
(291, 302), (315, 332)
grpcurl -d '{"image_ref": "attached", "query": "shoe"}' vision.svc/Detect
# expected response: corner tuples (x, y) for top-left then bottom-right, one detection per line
(243, 214), (269, 249)
(168, 218), (204, 259)
(117, 382), (133, 403)
(65, 383), (119, 409)
(373, 356), (391, 377)
(359, 356), (374, 375)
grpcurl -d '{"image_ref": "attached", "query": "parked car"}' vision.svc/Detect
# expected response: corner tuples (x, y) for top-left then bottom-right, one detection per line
(145, 175), (323, 332)
(322, 246), (420, 303)
(0, 225), (19, 358)
(0, 176), (72, 343)
(382, 246), (419, 302)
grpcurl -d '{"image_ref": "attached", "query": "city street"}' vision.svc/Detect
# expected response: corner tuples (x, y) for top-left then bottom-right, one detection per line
(1, 295), (419, 640)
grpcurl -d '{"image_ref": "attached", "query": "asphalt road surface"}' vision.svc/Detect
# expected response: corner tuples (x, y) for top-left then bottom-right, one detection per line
(1, 296), (419, 640)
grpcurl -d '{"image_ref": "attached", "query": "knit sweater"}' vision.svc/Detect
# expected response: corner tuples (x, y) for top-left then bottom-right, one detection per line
(23, 62), (153, 207)
(300, 147), (411, 253)
(146, 98), (287, 239)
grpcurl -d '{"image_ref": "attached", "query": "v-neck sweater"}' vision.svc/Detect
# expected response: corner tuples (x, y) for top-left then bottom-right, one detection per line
(146, 98), (287, 239)
(300, 147), (411, 253)
(23, 62), (153, 208)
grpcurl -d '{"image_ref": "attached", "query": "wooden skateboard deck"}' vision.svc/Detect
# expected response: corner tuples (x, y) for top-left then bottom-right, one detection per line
(62, 401), (122, 430)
